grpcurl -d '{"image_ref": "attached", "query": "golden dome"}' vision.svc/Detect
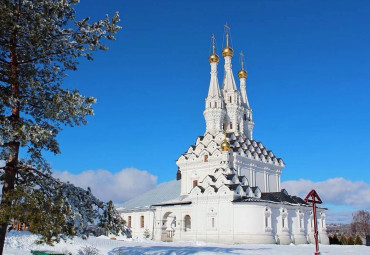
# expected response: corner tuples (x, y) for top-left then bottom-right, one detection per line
(209, 53), (219, 63)
(222, 46), (234, 57)
(221, 138), (230, 151)
(238, 69), (247, 78)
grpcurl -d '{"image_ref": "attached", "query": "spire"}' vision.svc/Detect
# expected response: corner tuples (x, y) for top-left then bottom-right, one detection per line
(222, 23), (237, 92)
(207, 34), (221, 98)
(238, 51), (250, 108)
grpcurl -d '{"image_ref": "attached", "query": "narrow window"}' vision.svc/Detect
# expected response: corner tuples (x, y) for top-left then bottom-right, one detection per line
(140, 215), (144, 228)
(193, 180), (198, 188)
(282, 218), (285, 228)
(184, 215), (191, 231)
(212, 217), (215, 228)
(204, 155), (208, 162)
(243, 114), (247, 121)
(229, 96), (232, 103)
(230, 122), (233, 129)
(265, 217), (268, 228)
(209, 102), (211, 108)
(215, 102), (217, 108)
(128, 216), (132, 228)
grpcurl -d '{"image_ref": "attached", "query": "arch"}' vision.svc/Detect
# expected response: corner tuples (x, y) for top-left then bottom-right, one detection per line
(184, 215), (191, 232)
(161, 212), (176, 241)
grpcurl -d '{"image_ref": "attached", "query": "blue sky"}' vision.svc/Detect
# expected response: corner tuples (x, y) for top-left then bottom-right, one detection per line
(43, 0), (370, 218)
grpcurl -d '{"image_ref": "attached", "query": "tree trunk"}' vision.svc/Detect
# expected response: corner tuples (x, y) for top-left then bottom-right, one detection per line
(0, 2), (20, 254)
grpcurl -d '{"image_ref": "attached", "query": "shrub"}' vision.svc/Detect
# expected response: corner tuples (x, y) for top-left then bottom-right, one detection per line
(78, 246), (101, 255)
(354, 234), (363, 245)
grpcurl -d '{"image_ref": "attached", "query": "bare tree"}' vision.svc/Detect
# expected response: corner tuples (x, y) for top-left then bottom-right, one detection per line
(350, 210), (370, 238)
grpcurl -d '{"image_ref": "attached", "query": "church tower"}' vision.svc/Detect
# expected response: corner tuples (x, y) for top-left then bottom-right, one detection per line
(221, 25), (244, 137)
(204, 35), (226, 135)
(238, 52), (254, 139)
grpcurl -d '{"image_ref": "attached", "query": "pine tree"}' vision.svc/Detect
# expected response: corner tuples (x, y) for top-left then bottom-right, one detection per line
(354, 234), (363, 245)
(0, 1), (121, 254)
(99, 200), (129, 237)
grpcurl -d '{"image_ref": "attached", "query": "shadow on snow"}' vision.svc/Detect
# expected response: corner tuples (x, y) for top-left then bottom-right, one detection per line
(108, 245), (272, 255)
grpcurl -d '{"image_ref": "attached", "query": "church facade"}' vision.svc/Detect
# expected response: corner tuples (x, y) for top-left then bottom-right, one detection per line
(118, 29), (329, 245)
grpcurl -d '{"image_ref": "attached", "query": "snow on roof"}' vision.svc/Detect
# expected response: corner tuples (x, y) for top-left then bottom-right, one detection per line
(117, 179), (181, 211)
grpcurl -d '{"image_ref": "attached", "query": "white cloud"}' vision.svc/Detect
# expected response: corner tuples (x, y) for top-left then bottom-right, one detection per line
(54, 168), (158, 203)
(282, 177), (370, 210)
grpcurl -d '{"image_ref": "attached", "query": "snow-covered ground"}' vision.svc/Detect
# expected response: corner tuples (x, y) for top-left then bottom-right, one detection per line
(3, 231), (369, 255)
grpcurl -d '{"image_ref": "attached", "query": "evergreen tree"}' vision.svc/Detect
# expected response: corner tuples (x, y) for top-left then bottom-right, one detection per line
(347, 235), (355, 245)
(332, 233), (340, 245)
(340, 234), (347, 245)
(354, 234), (363, 245)
(99, 200), (129, 237)
(0, 1), (121, 254)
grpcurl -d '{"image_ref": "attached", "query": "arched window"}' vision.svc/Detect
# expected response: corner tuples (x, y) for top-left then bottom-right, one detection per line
(230, 122), (233, 129)
(184, 215), (191, 231)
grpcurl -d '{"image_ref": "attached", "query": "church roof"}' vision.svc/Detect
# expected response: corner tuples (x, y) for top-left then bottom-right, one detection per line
(178, 132), (284, 167)
(117, 180), (182, 211)
(234, 191), (309, 205)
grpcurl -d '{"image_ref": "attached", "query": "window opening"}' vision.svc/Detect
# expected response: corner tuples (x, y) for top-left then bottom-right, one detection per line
(204, 155), (208, 162)
(140, 216), (144, 228)
(193, 180), (198, 188)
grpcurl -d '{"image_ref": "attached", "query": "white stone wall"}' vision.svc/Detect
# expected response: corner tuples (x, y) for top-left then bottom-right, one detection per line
(120, 202), (329, 245)
(120, 210), (155, 239)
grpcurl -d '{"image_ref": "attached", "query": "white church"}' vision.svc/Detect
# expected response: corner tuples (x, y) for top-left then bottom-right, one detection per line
(118, 27), (329, 245)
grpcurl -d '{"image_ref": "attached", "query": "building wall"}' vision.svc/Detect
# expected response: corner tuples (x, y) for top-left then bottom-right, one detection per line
(120, 210), (155, 239)
(120, 202), (329, 245)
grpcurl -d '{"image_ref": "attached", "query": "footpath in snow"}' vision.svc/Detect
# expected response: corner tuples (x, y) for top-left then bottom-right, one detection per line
(3, 231), (370, 255)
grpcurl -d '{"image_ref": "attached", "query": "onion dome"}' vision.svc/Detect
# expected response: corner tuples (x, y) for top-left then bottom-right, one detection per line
(222, 46), (233, 57)
(221, 138), (230, 151)
(238, 69), (247, 78)
(209, 53), (219, 63)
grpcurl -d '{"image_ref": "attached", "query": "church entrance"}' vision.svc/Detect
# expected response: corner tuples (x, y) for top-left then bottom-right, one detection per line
(161, 212), (176, 242)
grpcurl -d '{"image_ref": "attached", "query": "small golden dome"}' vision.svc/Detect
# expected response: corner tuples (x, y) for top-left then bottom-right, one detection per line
(209, 53), (219, 63)
(222, 46), (234, 57)
(221, 139), (230, 151)
(238, 69), (247, 79)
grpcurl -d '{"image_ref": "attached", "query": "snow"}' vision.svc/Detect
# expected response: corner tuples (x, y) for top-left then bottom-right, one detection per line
(4, 231), (370, 255)
(116, 180), (181, 210)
